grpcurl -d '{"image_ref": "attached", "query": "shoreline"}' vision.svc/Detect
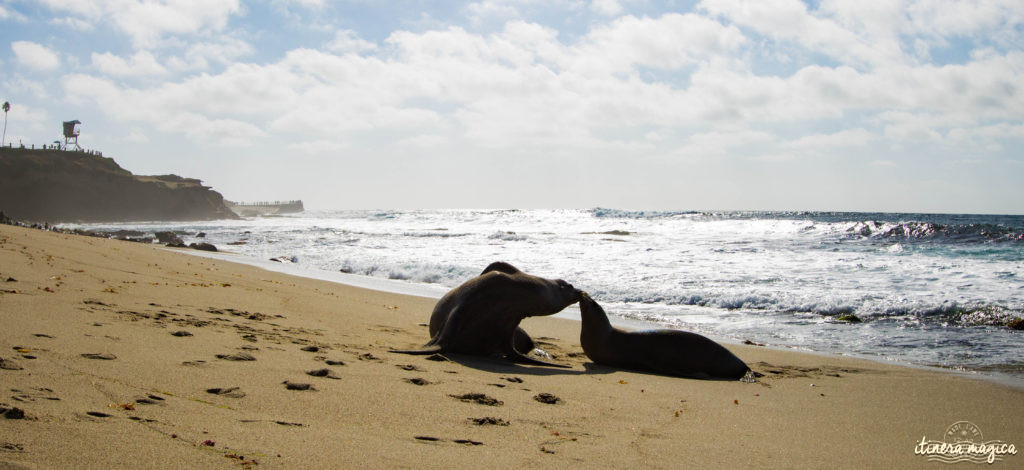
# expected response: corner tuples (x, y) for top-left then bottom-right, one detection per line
(161, 245), (1024, 391)
(2, 223), (1022, 468)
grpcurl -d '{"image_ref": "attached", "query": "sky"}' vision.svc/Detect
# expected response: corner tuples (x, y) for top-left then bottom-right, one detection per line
(1, 0), (1023, 213)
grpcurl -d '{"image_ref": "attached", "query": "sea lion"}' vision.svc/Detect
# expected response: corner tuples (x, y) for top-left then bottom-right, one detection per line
(391, 262), (581, 367)
(578, 292), (750, 380)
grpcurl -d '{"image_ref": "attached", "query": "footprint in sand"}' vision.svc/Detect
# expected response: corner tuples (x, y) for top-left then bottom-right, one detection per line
(215, 352), (255, 361)
(206, 387), (246, 398)
(468, 417), (509, 426)
(404, 378), (431, 386)
(1, 405), (26, 419)
(283, 381), (315, 391)
(414, 436), (484, 446)
(306, 368), (341, 380)
(0, 357), (23, 370)
(81, 353), (117, 360)
(450, 393), (503, 406)
(133, 394), (165, 405)
(533, 393), (561, 405)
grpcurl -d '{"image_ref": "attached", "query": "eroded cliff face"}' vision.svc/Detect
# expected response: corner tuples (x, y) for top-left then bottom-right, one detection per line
(0, 148), (240, 222)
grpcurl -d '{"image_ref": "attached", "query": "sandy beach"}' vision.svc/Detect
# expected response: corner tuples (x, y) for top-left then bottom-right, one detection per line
(1, 223), (1021, 469)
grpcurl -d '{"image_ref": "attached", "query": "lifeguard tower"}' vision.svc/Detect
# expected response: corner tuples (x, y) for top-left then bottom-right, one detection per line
(62, 120), (82, 150)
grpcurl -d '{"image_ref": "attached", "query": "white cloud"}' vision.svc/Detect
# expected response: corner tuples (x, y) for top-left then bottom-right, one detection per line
(11, 41), (61, 71)
(62, 73), (266, 147)
(278, 0), (326, 7)
(699, 0), (904, 67)
(38, 0), (242, 47)
(174, 37), (255, 70)
(92, 51), (167, 77)
(572, 13), (746, 75)
(287, 140), (350, 155)
(326, 30), (378, 54)
(590, 0), (624, 16)
(676, 129), (776, 158)
(787, 128), (873, 151)
(54, 8), (1024, 168)
(123, 129), (150, 143)
(49, 16), (94, 30)
(906, 0), (1024, 37)
(0, 5), (28, 22)
(398, 134), (448, 148)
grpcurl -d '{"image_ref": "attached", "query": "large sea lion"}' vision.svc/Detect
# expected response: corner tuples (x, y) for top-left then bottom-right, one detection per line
(578, 292), (750, 380)
(391, 262), (581, 367)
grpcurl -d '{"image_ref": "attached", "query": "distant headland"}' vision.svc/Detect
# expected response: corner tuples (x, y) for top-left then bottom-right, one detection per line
(0, 145), (239, 223)
(224, 200), (304, 217)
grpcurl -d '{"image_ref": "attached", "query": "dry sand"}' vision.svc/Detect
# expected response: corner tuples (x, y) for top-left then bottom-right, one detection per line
(1, 223), (1021, 469)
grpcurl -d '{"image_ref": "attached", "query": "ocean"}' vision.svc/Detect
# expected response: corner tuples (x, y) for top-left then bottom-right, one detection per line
(68, 209), (1024, 384)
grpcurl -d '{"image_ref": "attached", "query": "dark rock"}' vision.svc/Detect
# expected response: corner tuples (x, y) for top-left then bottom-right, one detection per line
(155, 231), (184, 245)
(196, 232), (206, 238)
(836, 314), (862, 323)
(189, 242), (217, 252)
(1008, 318), (1024, 330)
(170, 331), (193, 337)
(533, 393), (561, 404)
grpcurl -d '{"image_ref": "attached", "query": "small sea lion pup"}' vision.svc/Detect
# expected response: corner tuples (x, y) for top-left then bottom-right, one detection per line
(391, 262), (581, 367)
(578, 292), (750, 380)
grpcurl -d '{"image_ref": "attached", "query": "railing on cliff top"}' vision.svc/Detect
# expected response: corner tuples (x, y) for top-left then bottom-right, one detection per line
(225, 200), (303, 207)
(1, 142), (103, 157)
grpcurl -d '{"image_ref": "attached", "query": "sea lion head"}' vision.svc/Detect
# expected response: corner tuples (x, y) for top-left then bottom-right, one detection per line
(554, 278), (582, 304)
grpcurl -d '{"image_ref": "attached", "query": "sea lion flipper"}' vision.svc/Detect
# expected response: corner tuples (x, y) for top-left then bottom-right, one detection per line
(389, 344), (444, 355)
(507, 350), (572, 368)
(502, 336), (571, 368)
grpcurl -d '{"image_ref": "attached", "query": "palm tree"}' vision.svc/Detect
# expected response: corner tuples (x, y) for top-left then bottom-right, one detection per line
(1, 101), (9, 147)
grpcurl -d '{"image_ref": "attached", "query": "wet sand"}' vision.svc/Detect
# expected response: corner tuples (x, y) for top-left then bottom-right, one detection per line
(1, 224), (1021, 468)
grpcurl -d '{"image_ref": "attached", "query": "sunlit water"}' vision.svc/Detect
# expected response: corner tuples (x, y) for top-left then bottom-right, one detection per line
(69, 209), (1024, 383)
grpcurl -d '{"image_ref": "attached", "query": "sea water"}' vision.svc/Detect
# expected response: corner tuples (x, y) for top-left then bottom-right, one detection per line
(69, 209), (1024, 383)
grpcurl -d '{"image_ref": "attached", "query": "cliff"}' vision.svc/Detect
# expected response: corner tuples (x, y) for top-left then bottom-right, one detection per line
(0, 148), (240, 222)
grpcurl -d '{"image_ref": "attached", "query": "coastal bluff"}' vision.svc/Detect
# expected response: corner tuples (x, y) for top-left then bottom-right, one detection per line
(0, 147), (239, 223)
